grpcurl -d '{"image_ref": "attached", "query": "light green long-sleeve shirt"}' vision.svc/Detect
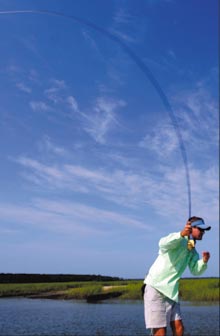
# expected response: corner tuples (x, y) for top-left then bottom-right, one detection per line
(144, 232), (207, 302)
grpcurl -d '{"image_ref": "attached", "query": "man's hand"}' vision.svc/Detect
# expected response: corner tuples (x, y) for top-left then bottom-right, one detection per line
(202, 251), (210, 263)
(180, 221), (192, 237)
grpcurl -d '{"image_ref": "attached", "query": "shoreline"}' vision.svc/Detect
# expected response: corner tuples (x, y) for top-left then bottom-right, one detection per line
(0, 278), (219, 302)
(1, 295), (219, 306)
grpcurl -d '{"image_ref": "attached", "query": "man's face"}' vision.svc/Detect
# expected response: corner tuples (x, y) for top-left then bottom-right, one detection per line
(192, 226), (205, 240)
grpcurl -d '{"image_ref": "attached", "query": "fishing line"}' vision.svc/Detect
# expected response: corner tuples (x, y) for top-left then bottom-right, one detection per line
(0, 9), (192, 217)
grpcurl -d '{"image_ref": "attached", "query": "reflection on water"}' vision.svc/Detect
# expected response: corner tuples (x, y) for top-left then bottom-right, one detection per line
(0, 298), (219, 336)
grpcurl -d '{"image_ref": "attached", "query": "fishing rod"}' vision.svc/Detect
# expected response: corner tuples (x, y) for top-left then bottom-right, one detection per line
(0, 9), (192, 218)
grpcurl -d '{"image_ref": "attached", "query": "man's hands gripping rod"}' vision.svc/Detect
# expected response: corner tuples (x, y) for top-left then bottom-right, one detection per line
(180, 220), (192, 238)
(181, 220), (210, 263)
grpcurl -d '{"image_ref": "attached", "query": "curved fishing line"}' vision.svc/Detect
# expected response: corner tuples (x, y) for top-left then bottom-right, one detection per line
(0, 9), (192, 217)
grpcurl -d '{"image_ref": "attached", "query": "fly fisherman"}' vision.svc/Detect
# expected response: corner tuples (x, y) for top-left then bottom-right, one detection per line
(143, 216), (211, 336)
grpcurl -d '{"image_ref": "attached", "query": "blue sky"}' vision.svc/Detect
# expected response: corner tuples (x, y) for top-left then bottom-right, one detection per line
(0, 0), (218, 278)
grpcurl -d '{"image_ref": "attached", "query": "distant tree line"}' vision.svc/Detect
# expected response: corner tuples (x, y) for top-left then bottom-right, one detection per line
(0, 273), (122, 284)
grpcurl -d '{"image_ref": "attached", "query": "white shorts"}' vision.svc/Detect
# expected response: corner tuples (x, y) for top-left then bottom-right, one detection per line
(144, 285), (182, 329)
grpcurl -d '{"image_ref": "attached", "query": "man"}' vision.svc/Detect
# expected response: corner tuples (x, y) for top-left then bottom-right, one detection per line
(143, 216), (211, 336)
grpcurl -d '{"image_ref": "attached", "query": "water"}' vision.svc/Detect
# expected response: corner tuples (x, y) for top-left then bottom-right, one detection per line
(0, 298), (219, 336)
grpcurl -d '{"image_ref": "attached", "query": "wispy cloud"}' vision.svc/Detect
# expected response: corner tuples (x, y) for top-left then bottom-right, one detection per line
(14, 156), (152, 207)
(38, 136), (68, 157)
(66, 95), (79, 113)
(67, 95), (126, 144)
(0, 202), (105, 236)
(111, 6), (147, 44)
(113, 8), (133, 25)
(34, 198), (150, 231)
(82, 29), (100, 52)
(13, 72), (127, 145)
(84, 97), (126, 144)
(16, 156), (64, 181)
(64, 164), (111, 184)
(0, 198), (151, 238)
(44, 79), (67, 104)
(139, 122), (178, 157)
(172, 81), (218, 151)
(13, 153), (219, 223)
(29, 101), (51, 112)
(16, 82), (32, 93)
(9, 69), (127, 145)
(139, 79), (218, 162)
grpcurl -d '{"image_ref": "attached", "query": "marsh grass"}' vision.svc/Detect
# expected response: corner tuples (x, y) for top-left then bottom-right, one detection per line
(117, 281), (142, 300)
(66, 283), (103, 299)
(179, 278), (219, 301)
(0, 282), (81, 297)
(0, 278), (219, 302)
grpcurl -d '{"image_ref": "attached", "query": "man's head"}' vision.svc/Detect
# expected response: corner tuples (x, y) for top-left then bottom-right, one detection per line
(189, 216), (211, 240)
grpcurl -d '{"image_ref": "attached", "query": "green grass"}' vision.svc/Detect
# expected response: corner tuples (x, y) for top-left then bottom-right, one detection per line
(179, 278), (220, 302)
(0, 282), (80, 297)
(66, 283), (103, 299)
(0, 278), (219, 302)
(116, 281), (142, 300)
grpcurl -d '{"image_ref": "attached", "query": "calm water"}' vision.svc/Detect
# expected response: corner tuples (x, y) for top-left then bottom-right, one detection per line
(0, 298), (219, 336)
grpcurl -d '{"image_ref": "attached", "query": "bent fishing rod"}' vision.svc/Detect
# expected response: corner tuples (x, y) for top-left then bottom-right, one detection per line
(0, 9), (192, 218)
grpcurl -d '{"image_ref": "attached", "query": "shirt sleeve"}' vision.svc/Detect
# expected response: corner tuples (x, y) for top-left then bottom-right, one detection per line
(188, 249), (207, 275)
(159, 232), (184, 252)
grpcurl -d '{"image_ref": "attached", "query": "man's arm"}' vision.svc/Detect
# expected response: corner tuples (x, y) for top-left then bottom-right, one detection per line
(188, 250), (209, 275)
(159, 232), (184, 252)
(159, 221), (191, 252)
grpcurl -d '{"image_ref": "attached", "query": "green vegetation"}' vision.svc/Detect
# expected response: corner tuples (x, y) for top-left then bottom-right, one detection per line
(66, 284), (103, 299)
(179, 278), (219, 302)
(0, 273), (121, 284)
(0, 282), (77, 297)
(0, 278), (219, 302)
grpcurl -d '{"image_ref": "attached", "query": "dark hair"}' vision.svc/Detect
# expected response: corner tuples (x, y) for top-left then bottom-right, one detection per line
(188, 216), (203, 223)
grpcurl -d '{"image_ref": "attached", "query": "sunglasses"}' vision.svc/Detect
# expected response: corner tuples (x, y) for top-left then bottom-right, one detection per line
(195, 227), (205, 232)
